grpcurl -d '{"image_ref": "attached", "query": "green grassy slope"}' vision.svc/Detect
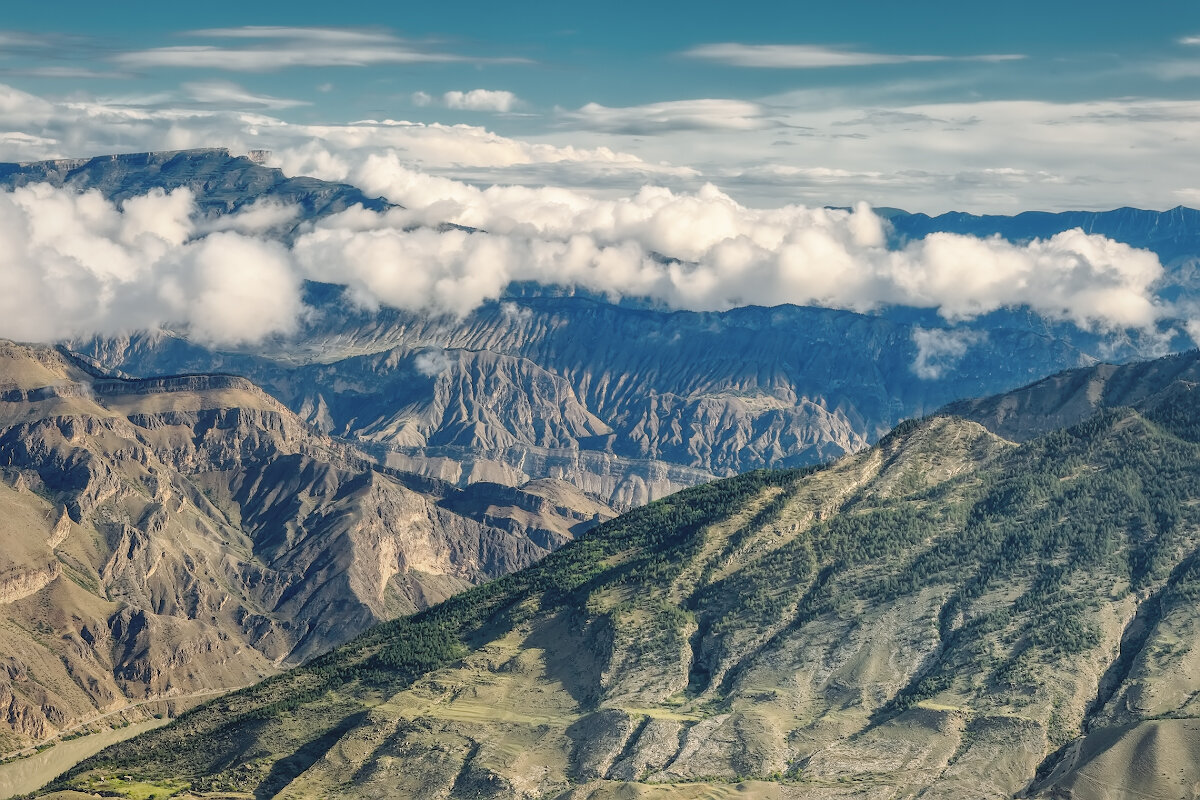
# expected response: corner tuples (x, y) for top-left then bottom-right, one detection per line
(43, 383), (1200, 799)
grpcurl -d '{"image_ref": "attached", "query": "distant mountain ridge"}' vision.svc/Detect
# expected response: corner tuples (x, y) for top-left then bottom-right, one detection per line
(890, 205), (1200, 264)
(0, 148), (388, 225)
(943, 346), (1200, 441)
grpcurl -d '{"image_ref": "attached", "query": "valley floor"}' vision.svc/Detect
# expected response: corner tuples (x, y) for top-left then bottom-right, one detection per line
(0, 719), (167, 799)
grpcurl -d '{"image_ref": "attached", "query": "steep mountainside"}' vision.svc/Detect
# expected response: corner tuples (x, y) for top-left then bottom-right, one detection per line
(944, 347), (1200, 441)
(0, 342), (609, 754)
(48, 354), (1200, 799)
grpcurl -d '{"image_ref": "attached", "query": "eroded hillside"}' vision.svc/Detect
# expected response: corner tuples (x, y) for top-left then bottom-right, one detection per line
(0, 342), (609, 753)
(48, 366), (1200, 799)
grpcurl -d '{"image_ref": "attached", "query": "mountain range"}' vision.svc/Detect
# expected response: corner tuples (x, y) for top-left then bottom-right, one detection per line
(5, 149), (1184, 512)
(35, 343), (1200, 799)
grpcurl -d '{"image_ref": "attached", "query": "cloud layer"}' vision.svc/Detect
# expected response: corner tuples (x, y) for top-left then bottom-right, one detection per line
(4, 81), (1200, 214)
(292, 168), (1166, 329)
(0, 172), (1169, 348)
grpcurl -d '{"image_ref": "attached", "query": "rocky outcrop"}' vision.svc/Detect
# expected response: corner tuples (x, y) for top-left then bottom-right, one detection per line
(0, 562), (59, 605)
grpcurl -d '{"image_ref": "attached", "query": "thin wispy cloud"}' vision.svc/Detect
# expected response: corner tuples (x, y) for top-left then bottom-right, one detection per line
(559, 99), (776, 134)
(113, 26), (530, 71)
(1179, 35), (1200, 45)
(0, 66), (131, 80)
(683, 43), (1025, 68)
(0, 31), (95, 56)
(183, 81), (311, 110)
(187, 26), (406, 44)
(1150, 60), (1200, 80)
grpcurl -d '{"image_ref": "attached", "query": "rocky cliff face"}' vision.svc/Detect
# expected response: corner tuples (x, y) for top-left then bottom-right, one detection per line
(0, 342), (610, 752)
(53, 351), (1200, 799)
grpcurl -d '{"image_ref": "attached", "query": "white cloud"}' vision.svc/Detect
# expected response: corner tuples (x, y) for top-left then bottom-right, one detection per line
(412, 89), (521, 112)
(4, 83), (1200, 214)
(0, 175), (1171, 347)
(265, 123), (696, 187)
(1186, 319), (1200, 346)
(911, 328), (986, 379)
(188, 26), (404, 44)
(414, 348), (454, 376)
(443, 90), (520, 113)
(560, 99), (775, 133)
(682, 43), (1024, 68)
(0, 184), (301, 345)
(113, 26), (528, 72)
(290, 174), (1168, 330)
(0, 66), (131, 80)
(199, 199), (302, 235)
(500, 301), (532, 322)
(183, 81), (310, 110)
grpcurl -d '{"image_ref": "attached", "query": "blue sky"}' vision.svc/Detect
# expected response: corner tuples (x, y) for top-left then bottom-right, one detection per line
(2, 1), (1200, 211)
(0, 1), (1197, 346)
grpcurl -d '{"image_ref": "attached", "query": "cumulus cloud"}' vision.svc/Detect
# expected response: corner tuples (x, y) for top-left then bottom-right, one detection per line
(199, 199), (302, 235)
(414, 348), (454, 376)
(445, 90), (520, 112)
(287, 168), (1166, 329)
(412, 89), (521, 112)
(0, 184), (302, 345)
(682, 43), (1024, 68)
(0, 174), (1171, 346)
(911, 328), (986, 379)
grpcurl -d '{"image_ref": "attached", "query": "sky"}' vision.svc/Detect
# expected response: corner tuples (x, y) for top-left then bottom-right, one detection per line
(2, 0), (1200, 213)
(0, 1), (1199, 356)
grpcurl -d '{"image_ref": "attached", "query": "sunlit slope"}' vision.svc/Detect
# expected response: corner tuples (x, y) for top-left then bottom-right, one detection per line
(0, 341), (607, 752)
(51, 382), (1200, 798)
